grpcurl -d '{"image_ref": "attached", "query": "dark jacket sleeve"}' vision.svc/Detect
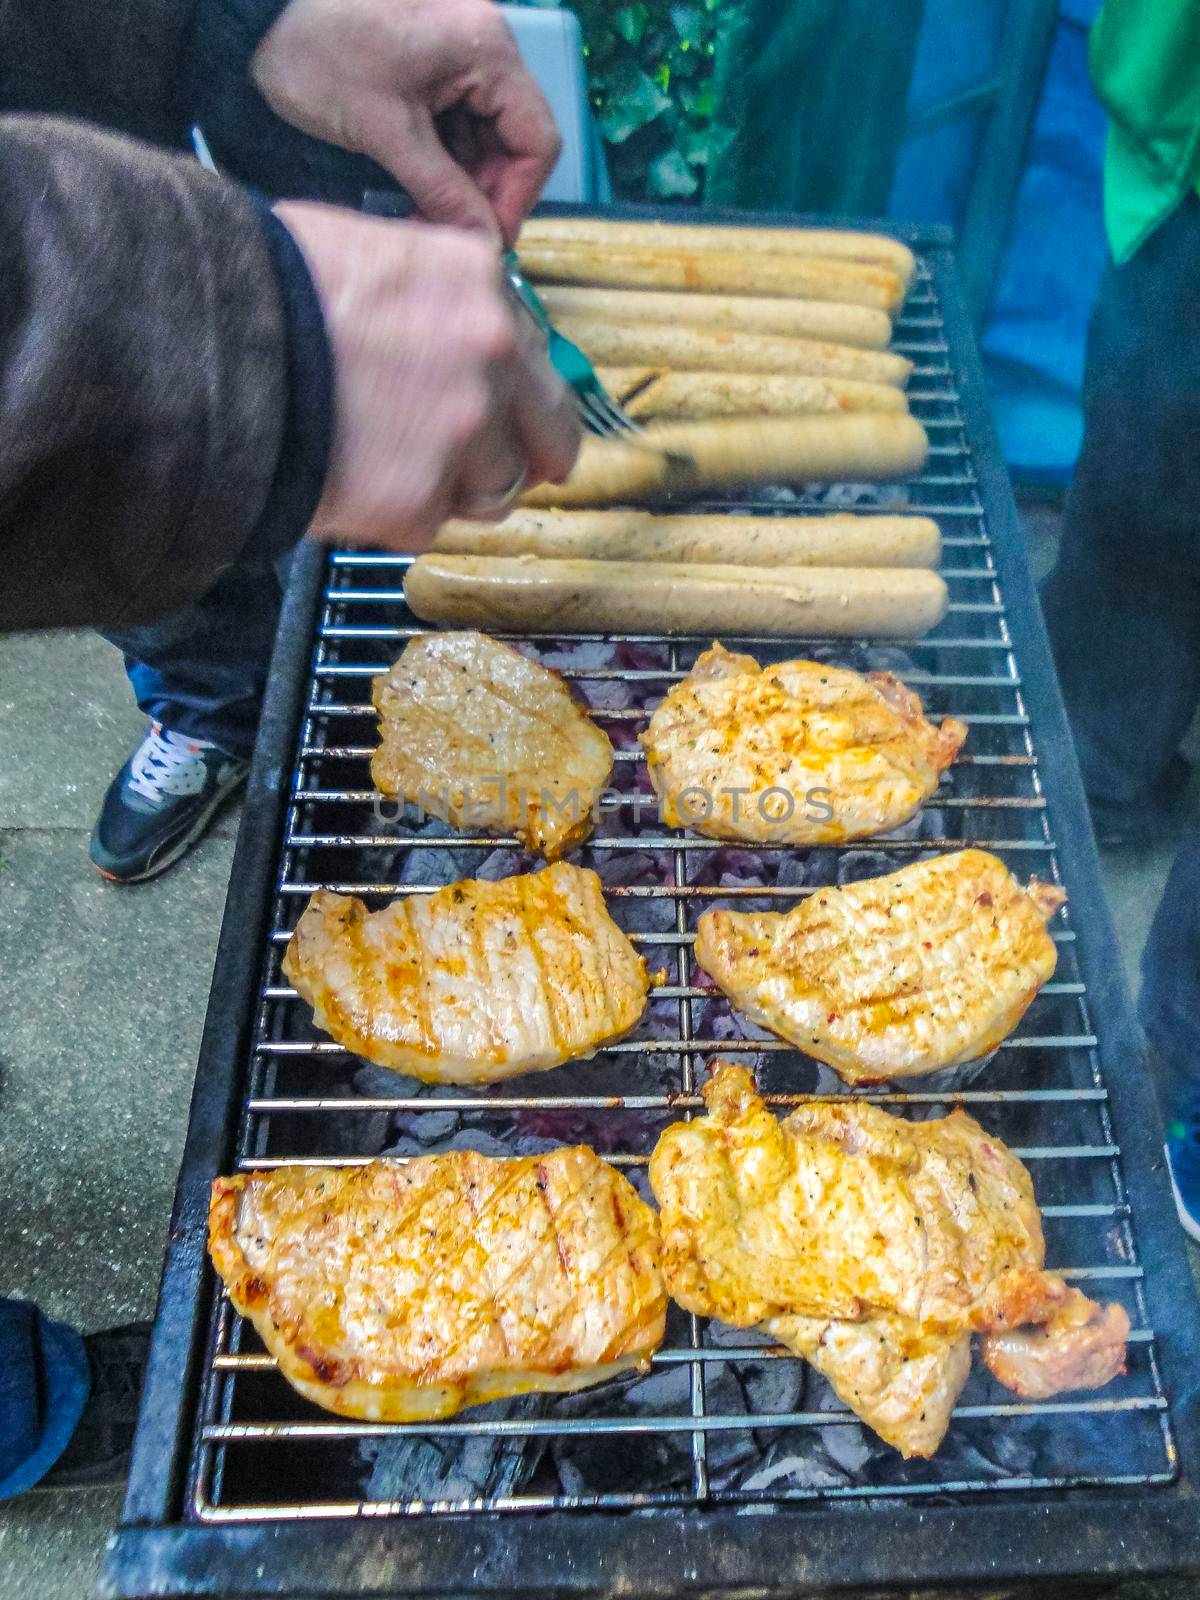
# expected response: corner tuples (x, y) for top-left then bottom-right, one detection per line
(190, 0), (400, 205)
(0, 0), (386, 201)
(0, 116), (329, 632)
(0, 0), (198, 148)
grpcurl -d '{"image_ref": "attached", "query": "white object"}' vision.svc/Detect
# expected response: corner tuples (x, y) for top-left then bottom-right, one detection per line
(500, 5), (596, 203)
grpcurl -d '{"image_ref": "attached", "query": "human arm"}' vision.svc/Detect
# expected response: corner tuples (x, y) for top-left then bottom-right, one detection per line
(0, 120), (577, 633)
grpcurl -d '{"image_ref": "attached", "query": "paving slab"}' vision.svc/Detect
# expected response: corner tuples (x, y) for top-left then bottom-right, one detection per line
(1100, 845), (1176, 1006)
(0, 821), (235, 1596)
(0, 629), (242, 838)
(0, 827), (235, 1328)
(0, 1487), (123, 1599)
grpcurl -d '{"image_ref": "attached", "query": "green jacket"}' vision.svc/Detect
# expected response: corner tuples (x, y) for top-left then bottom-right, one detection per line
(1091, 0), (1200, 261)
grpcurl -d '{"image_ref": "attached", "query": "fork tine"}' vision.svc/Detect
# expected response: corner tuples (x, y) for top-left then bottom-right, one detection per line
(591, 389), (640, 435)
(575, 390), (613, 437)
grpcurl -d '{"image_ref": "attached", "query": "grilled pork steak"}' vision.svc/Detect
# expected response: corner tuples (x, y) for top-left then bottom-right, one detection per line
(209, 1151), (666, 1422)
(371, 630), (613, 860)
(283, 862), (653, 1085)
(641, 643), (965, 845)
(695, 849), (1065, 1083)
(649, 1061), (1128, 1456)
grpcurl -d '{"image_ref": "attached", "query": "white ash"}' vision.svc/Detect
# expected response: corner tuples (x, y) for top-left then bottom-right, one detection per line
(537, 640), (617, 672)
(808, 480), (910, 508)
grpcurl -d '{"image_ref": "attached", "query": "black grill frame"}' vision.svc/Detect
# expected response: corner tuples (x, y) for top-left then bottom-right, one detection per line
(101, 210), (1200, 1598)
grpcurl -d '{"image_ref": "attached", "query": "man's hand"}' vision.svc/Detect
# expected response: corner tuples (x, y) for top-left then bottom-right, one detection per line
(254, 0), (560, 246)
(276, 203), (579, 549)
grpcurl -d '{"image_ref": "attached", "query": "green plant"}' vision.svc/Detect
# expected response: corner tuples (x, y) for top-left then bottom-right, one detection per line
(518, 0), (724, 202)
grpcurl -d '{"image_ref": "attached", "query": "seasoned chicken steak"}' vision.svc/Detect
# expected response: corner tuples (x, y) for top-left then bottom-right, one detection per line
(283, 862), (653, 1084)
(695, 849), (1066, 1083)
(209, 1152), (666, 1422)
(640, 643), (965, 844)
(371, 630), (613, 859)
(649, 1061), (1128, 1456)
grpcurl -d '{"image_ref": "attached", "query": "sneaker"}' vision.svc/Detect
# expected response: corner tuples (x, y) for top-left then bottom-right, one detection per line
(1165, 1118), (1200, 1243)
(35, 1321), (150, 1491)
(90, 722), (248, 883)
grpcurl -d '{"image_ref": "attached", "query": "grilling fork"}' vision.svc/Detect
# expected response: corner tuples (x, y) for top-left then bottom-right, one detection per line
(503, 251), (698, 489)
(359, 190), (693, 475)
(501, 251), (642, 439)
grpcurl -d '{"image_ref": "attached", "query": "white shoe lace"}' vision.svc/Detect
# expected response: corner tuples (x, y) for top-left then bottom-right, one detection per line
(128, 724), (213, 805)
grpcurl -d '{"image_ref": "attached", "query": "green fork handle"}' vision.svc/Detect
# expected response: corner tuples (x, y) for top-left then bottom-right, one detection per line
(502, 249), (598, 394)
(502, 249), (556, 338)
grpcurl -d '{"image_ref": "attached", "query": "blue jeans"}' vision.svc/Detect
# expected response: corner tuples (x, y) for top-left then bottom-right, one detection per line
(1040, 197), (1200, 1131)
(0, 1300), (90, 1499)
(101, 550), (289, 761)
(1040, 196), (1200, 813)
(1140, 844), (1200, 1131)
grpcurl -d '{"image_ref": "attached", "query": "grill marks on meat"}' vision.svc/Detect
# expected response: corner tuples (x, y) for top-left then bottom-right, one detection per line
(650, 1060), (1046, 1331)
(648, 1061), (1128, 1456)
(208, 1152), (667, 1422)
(640, 643), (966, 844)
(371, 631), (613, 859)
(282, 863), (652, 1084)
(695, 849), (1066, 1083)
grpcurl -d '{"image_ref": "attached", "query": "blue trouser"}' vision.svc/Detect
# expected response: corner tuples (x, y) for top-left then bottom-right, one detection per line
(100, 550), (288, 761)
(1040, 196), (1200, 1128)
(1140, 844), (1200, 1131)
(1040, 196), (1200, 812)
(0, 1300), (90, 1499)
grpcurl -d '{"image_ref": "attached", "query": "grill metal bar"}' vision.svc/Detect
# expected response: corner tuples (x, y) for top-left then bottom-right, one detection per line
(254, 1034), (1102, 1055)
(233, 1146), (1124, 1169)
(191, 1468), (1180, 1528)
(204, 1394), (1167, 1446)
(667, 636), (711, 1501)
(188, 248), (1174, 1528)
(260, 979), (1085, 1000)
(244, 1087), (1105, 1110)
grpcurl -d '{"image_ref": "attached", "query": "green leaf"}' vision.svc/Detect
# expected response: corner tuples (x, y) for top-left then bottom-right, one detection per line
(678, 78), (715, 120)
(677, 123), (711, 165)
(596, 61), (671, 144)
(671, 3), (707, 49)
(646, 146), (699, 198)
(667, 43), (701, 79)
(510, 0), (720, 202)
(613, 3), (650, 45)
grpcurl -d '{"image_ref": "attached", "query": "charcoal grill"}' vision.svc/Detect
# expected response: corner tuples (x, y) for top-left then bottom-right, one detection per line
(101, 210), (1200, 1598)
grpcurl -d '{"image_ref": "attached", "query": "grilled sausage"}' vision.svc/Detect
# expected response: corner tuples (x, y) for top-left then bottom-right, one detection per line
(433, 510), (942, 569)
(405, 555), (949, 639)
(555, 316), (912, 386)
(519, 415), (929, 507)
(519, 242), (905, 311)
(520, 216), (917, 288)
(596, 367), (907, 420)
(536, 285), (893, 349)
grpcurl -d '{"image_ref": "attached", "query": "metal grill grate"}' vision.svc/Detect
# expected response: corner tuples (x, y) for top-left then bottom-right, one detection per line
(186, 253), (1177, 1525)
